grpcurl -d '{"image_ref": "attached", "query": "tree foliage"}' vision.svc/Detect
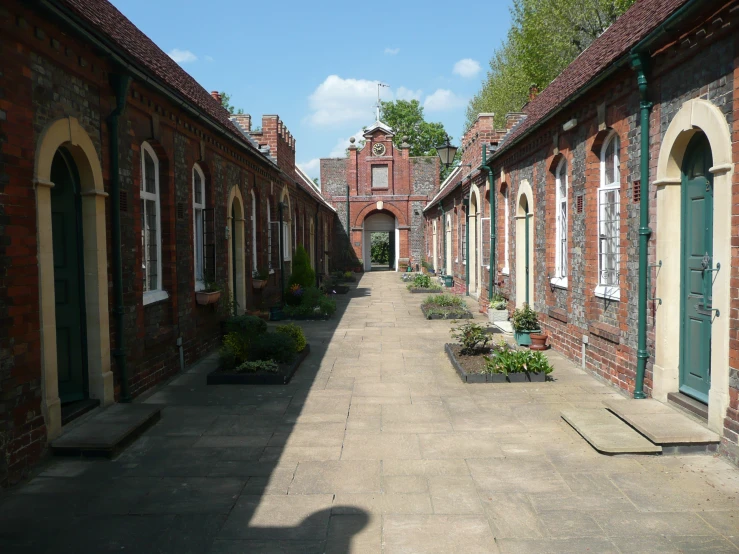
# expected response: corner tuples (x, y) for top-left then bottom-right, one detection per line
(370, 233), (390, 265)
(466, 0), (636, 128)
(220, 91), (244, 115)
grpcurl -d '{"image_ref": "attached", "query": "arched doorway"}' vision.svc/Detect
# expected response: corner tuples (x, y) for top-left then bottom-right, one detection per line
(228, 187), (246, 315)
(432, 220), (438, 271)
(653, 98), (733, 433)
(363, 211), (397, 271)
(34, 117), (112, 439)
(51, 149), (88, 404)
(469, 186), (481, 297)
(515, 180), (534, 308)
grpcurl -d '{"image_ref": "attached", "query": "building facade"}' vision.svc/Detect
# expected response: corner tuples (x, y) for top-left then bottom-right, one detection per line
(424, 0), (739, 464)
(320, 121), (439, 271)
(0, 0), (335, 486)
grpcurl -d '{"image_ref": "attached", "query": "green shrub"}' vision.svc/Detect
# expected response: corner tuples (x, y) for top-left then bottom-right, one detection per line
(511, 303), (539, 332)
(450, 322), (492, 355)
(249, 332), (297, 363)
(317, 296), (336, 316)
(423, 294), (466, 308)
(484, 345), (553, 375)
(276, 323), (307, 352)
(288, 245), (316, 289)
(343, 271), (353, 279)
(223, 314), (267, 336)
(235, 359), (279, 373)
(220, 331), (250, 369)
(413, 274), (432, 288)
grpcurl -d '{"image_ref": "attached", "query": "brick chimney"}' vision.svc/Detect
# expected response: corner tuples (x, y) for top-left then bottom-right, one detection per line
(528, 84), (539, 102)
(210, 91), (222, 104)
(231, 114), (252, 133)
(251, 115), (296, 177)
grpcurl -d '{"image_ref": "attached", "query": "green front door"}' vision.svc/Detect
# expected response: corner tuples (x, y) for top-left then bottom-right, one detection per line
(51, 149), (88, 404)
(679, 134), (714, 404)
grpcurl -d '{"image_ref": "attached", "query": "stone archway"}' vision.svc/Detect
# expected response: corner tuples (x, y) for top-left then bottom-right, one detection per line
(228, 186), (246, 315)
(363, 211), (397, 271)
(652, 98), (733, 433)
(34, 117), (112, 440)
(515, 180), (534, 308)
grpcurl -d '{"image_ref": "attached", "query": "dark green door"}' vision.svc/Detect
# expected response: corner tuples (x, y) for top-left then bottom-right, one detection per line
(51, 149), (88, 404)
(679, 134), (713, 404)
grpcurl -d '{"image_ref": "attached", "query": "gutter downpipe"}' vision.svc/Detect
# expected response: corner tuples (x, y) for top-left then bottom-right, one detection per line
(108, 72), (132, 402)
(628, 0), (701, 399)
(631, 52), (651, 400)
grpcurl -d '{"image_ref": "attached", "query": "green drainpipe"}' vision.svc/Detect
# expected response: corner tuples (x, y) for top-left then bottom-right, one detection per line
(631, 52), (652, 400)
(465, 195), (470, 295)
(483, 145), (496, 301)
(108, 72), (132, 402)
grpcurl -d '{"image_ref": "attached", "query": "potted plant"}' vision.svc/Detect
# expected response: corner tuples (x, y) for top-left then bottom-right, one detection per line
(195, 280), (222, 305)
(511, 303), (540, 346)
(252, 267), (269, 289)
(529, 332), (549, 351)
(488, 293), (508, 323)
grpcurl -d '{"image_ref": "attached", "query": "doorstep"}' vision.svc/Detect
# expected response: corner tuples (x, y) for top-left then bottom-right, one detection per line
(493, 321), (513, 334)
(561, 408), (662, 454)
(51, 403), (161, 458)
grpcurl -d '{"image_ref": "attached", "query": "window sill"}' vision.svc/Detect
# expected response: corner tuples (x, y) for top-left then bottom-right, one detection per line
(550, 277), (568, 290)
(594, 285), (620, 301)
(500, 268), (510, 276)
(143, 290), (169, 306)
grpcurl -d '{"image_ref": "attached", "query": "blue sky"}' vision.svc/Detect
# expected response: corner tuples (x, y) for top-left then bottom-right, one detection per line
(110, 0), (513, 180)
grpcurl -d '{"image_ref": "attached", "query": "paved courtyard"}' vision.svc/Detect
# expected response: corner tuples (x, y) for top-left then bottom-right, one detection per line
(1, 271), (738, 553)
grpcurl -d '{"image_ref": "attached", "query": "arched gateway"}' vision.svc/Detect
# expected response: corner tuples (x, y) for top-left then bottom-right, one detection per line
(362, 211), (397, 271)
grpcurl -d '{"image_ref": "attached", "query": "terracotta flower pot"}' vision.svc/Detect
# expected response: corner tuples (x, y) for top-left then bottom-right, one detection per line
(195, 290), (221, 305)
(529, 332), (549, 351)
(252, 279), (267, 290)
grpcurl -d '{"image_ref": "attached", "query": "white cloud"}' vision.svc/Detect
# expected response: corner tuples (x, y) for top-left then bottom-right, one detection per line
(384, 47), (400, 55)
(423, 89), (467, 112)
(452, 58), (481, 78)
(329, 129), (366, 157)
(168, 48), (198, 63)
(298, 158), (321, 178)
(307, 76), (420, 127)
(204, 55), (214, 63)
(396, 87), (422, 101)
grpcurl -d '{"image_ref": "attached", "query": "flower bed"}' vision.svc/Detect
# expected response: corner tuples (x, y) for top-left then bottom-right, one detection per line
(406, 274), (442, 294)
(444, 322), (553, 383)
(283, 284), (337, 320)
(209, 319), (310, 385)
(420, 293), (472, 320)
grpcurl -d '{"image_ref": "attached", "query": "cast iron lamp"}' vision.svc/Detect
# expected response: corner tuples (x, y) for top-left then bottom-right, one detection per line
(436, 135), (458, 168)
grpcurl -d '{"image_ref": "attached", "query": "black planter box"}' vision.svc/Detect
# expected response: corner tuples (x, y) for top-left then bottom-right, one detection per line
(326, 285), (350, 294)
(207, 344), (311, 385)
(285, 313), (331, 321)
(445, 344), (547, 384)
(408, 288), (443, 294)
(421, 306), (472, 320)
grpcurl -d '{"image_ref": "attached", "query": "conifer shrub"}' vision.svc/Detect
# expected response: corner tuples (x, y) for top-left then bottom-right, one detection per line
(288, 245), (315, 289)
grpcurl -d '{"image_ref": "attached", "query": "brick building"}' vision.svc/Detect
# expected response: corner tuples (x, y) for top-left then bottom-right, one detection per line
(425, 0), (739, 464)
(320, 120), (439, 271)
(0, 0), (335, 486)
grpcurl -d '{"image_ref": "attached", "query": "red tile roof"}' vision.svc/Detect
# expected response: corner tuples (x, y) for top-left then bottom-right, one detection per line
(492, 0), (690, 158)
(60, 0), (263, 154)
(58, 0), (333, 207)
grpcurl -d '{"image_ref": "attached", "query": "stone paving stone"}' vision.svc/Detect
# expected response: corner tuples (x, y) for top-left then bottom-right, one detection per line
(479, 492), (547, 539)
(383, 514), (498, 554)
(383, 475), (429, 493)
(289, 460), (381, 494)
(326, 513), (382, 553)
(428, 475), (484, 514)
(341, 433), (422, 460)
(495, 537), (619, 553)
(133, 477), (245, 514)
(419, 432), (506, 459)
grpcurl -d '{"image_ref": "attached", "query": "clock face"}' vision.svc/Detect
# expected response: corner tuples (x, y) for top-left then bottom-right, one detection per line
(372, 143), (386, 156)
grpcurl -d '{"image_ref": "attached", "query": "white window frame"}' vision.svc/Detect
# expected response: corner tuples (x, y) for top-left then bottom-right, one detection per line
(193, 164), (206, 291)
(551, 158), (568, 288)
(461, 209), (467, 265)
(596, 131), (621, 300)
(267, 201), (273, 271)
(282, 220), (292, 262)
(502, 187), (510, 274)
(250, 190), (257, 272)
(141, 142), (167, 305)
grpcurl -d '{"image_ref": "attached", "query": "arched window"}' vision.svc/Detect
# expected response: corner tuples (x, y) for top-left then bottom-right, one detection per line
(141, 142), (166, 304)
(552, 159), (568, 287)
(250, 189), (257, 272)
(597, 131), (621, 298)
(193, 164), (206, 290)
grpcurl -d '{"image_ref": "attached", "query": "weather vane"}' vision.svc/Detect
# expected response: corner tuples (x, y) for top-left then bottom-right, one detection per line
(375, 82), (389, 121)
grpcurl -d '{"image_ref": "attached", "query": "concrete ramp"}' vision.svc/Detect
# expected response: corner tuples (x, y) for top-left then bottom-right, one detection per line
(605, 399), (720, 448)
(561, 408), (662, 454)
(51, 403), (161, 457)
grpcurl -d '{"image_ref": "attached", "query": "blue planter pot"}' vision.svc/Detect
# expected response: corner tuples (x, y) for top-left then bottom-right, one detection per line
(514, 329), (539, 346)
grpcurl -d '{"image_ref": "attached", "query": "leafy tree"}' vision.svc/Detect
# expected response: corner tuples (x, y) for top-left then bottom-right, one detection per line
(370, 233), (390, 265)
(220, 91), (244, 115)
(466, 0), (636, 128)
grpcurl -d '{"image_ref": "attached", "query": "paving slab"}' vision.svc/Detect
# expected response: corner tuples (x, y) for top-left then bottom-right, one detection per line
(605, 399), (720, 445)
(561, 408), (662, 454)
